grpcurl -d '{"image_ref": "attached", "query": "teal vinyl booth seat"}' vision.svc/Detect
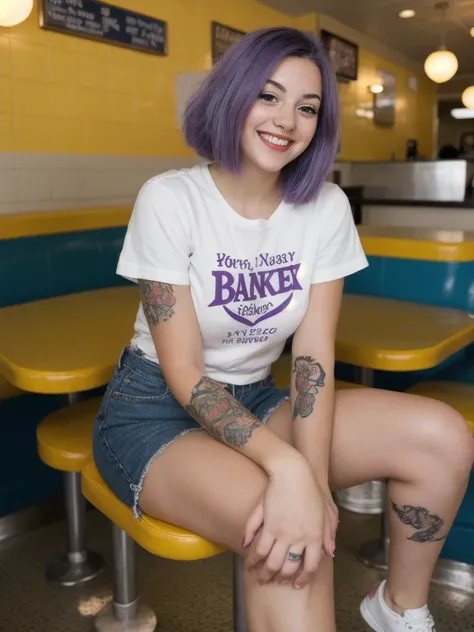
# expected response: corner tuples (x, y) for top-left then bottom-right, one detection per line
(0, 224), (131, 520)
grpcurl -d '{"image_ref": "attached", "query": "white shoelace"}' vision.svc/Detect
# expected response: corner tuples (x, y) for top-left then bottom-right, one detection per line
(404, 613), (435, 632)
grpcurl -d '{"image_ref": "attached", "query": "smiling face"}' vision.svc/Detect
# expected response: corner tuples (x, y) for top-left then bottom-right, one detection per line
(240, 56), (322, 174)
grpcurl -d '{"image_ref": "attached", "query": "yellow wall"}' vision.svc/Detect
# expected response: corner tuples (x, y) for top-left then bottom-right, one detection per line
(0, 0), (316, 157)
(338, 48), (436, 161)
(0, 1), (435, 161)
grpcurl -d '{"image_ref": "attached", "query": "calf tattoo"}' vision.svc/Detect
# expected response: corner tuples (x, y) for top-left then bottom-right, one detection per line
(138, 280), (176, 326)
(391, 500), (447, 543)
(292, 355), (326, 420)
(186, 377), (262, 448)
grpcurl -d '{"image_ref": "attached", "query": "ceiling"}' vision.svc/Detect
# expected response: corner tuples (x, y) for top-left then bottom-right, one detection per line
(261, 0), (474, 94)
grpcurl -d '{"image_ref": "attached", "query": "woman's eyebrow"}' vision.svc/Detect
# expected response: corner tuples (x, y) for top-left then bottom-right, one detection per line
(265, 79), (321, 101)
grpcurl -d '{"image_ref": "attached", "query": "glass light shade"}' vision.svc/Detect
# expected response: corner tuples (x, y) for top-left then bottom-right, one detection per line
(398, 9), (416, 18)
(424, 49), (458, 83)
(370, 84), (384, 94)
(461, 86), (474, 110)
(451, 108), (474, 119)
(0, 0), (34, 27)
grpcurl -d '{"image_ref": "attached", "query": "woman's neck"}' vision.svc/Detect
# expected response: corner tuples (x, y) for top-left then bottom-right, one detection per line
(209, 162), (283, 220)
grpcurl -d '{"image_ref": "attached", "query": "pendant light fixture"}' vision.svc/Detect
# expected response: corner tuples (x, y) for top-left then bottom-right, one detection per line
(462, 86), (474, 110)
(424, 2), (458, 83)
(0, 0), (33, 27)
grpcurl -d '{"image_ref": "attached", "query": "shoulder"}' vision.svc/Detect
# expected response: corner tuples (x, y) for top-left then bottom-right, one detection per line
(130, 169), (208, 245)
(304, 182), (352, 227)
(137, 165), (206, 205)
(313, 182), (349, 211)
(290, 183), (349, 216)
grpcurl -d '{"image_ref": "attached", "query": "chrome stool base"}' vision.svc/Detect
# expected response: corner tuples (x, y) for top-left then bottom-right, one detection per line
(94, 524), (247, 632)
(45, 471), (105, 585)
(95, 602), (157, 632)
(358, 538), (474, 594)
(432, 559), (474, 594)
(357, 538), (388, 570)
(94, 526), (157, 631)
(45, 550), (104, 586)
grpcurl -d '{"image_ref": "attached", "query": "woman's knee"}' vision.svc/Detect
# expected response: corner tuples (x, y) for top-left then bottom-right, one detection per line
(413, 396), (474, 480)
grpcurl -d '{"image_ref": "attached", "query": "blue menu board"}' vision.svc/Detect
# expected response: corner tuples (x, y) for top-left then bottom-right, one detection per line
(39, 0), (167, 56)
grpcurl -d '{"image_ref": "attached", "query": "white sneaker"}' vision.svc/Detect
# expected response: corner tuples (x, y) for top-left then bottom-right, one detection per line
(360, 580), (436, 632)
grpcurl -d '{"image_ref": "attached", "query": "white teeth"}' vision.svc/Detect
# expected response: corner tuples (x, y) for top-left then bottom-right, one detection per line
(260, 133), (290, 147)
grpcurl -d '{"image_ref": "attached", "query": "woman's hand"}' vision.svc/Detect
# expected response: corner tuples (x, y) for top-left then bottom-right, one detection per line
(242, 458), (327, 589)
(322, 488), (338, 557)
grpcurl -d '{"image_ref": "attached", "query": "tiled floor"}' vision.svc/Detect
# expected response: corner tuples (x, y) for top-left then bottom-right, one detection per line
(0, 508), (473, 631)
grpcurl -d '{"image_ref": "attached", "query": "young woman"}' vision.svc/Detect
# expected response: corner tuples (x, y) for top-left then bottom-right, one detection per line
(93, 27), (473, 632)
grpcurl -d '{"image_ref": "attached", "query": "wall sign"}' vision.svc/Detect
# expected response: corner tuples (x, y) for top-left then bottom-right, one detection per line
(39, 0), (167, 56)
(374, 69), (396, 127)
(320, 29), (358, 82)
(211, 21), (245, 65)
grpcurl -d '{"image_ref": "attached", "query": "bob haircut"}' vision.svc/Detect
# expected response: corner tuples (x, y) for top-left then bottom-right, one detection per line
(184, 27), (339, 205)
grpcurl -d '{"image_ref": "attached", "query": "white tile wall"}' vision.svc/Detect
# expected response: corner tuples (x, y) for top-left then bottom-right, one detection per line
(0, 153), (349, 216)
(0, 171), (18, 203)
(330, 162), (353, 187)
(0, 153), (199, 214)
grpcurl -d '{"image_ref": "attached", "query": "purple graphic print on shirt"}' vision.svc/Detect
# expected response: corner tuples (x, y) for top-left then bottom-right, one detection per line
(208, 250), (304, 344)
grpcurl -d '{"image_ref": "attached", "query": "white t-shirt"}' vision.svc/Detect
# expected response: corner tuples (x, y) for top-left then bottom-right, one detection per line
(117, 165), (368, 385)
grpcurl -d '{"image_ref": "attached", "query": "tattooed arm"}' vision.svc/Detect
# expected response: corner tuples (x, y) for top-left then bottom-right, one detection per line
(138, 279), (305, 474)
(291, 278), (344, 486)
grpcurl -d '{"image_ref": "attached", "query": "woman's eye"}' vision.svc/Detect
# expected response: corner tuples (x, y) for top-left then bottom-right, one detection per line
(258, 92), (277, 103)
(299, 105), (318, 116)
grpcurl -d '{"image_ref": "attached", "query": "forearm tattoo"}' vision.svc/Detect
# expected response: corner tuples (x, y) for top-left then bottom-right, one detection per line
(138, 280), (176, 326)
(292, 355), (326, 420)
(391, 500), (447, 543)
(186, 376), (262, 448)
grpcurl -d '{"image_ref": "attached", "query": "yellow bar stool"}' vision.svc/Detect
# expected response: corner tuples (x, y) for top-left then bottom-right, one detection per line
(82, 456), (248, 632)
(36, 397), (104, 585)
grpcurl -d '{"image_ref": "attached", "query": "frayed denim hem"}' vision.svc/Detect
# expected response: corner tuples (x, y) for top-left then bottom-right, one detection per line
(261, 395), (290, 423)
(131, 427), (204, 520)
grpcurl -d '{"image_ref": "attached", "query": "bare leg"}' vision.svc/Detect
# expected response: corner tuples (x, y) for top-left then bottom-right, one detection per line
(329, 388), (474, 612)
(139, 404), (336, 632)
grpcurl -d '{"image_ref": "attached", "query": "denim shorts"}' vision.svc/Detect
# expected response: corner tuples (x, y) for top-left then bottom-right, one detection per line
(93, 346), (290, 518)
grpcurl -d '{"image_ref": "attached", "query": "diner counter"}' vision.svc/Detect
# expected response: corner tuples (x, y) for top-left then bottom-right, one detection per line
(361, 196), (474, 209)
(361, 198), (474, 231)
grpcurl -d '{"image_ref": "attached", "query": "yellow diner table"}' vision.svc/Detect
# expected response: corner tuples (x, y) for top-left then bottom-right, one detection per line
(0, 286), (139, 395)
(336, 294), (474, 383)
(1, 288), (474, 395)
(358, 225), (474, 261)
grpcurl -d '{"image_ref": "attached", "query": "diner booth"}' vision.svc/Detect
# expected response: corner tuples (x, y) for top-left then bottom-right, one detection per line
(1, 0), (474, 630)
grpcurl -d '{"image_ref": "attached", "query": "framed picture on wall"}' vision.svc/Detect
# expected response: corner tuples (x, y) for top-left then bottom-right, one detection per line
(320, 29), (358, 81)
(373, 69), (396, 127)
(211, 22), (246, 65)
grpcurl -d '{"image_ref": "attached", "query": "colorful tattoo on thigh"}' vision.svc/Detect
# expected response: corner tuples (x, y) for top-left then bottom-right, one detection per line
(292, 355), (326, 420)
(391, 500), (447, 543)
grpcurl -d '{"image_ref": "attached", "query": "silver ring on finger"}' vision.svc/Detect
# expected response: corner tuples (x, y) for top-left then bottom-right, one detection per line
(287, 551), (303, 563)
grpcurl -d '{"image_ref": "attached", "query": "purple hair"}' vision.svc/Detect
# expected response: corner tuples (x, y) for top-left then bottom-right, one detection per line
(184, 27), (339, 205)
